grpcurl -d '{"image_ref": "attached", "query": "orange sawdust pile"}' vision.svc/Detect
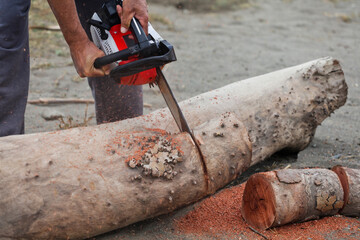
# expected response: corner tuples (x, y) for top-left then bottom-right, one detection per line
(105, 128), (184, 163)
(175, 183), (360, 239)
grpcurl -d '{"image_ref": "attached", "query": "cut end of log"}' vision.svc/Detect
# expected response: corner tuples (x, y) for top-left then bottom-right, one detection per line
(332, 165), (350, 211)
(241, 168), (353, 230)
(241, 173), (276, 230)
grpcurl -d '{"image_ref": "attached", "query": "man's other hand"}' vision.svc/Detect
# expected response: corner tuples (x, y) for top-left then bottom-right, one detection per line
(117, 0), (149, 35)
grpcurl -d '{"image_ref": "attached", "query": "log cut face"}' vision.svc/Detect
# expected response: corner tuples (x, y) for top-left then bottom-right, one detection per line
(0, 114), (251, 239)
(241, 169), (344, 229)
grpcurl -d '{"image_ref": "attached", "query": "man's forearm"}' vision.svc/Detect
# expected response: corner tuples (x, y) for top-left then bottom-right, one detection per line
(47, 0), (109, 77)
(46, 0), (149, 77)
(47, 0), (88, 48)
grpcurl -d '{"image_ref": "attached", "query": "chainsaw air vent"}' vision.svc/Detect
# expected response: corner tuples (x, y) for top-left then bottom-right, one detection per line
(102, 40), (113, 55)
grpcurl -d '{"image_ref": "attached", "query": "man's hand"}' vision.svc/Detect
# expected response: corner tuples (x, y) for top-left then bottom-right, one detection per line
(69, 39), (111, 78)
(117, 0), (149, 34)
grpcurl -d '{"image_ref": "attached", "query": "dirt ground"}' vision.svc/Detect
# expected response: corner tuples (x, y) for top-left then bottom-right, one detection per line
(26, 0), (359, 239)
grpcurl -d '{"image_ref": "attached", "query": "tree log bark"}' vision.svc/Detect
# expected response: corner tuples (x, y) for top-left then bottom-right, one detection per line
(0, 113), (251, 240)
(125, 57), (347, 165)
(241, 168), (345, 230)
(0, 57), (347, 239)
(332, 166), (360, 217)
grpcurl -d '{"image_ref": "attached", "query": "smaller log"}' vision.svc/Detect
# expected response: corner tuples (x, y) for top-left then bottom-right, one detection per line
(241, 169), (344, 230)
(332, 166), (360, 217)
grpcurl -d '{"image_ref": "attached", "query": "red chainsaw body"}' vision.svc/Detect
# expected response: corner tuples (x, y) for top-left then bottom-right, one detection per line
(109, 24), (157, 85)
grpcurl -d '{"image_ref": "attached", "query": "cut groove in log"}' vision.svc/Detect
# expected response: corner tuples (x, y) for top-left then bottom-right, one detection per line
(241, 169), (345, 230)
(332, 166), (360, 217)
(0, 58), (348, 239)
(332, 165), (350, 212)
(193, 113), (252, 193)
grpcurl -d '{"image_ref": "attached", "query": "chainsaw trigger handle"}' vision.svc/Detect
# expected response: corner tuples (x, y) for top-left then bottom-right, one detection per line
(110, 40), (176, 79)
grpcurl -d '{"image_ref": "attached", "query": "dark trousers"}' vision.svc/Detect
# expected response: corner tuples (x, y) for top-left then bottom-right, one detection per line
(0, 0), (30, 137)
(0, 0), (143, 137)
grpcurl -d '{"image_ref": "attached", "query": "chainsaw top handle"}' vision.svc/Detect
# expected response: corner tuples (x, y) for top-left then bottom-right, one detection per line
(93, 16), (153, 69)
(93, 0), (155, 69)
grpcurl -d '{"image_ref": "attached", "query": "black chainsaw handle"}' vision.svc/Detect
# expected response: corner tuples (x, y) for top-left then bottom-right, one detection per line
(129, 17), (148, 44)
(94, 46), (140, 68)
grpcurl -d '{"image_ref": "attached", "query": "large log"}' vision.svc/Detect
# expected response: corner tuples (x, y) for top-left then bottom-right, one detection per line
(126, 57), (347, 165)
(0, 57), (347, 239)
(0, 113), (251, 239)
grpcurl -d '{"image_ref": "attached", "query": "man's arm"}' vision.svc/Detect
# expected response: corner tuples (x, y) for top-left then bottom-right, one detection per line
(47, 0), (109, 77)
(47, 0), (149, 78)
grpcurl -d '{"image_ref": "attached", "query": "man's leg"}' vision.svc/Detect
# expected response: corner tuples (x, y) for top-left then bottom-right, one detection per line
(75, 0), (143, 124)
(0, 0), (31, 136)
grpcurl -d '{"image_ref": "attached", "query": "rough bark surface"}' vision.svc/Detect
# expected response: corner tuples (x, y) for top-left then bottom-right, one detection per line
(193, 113), (252, 194)
(332, 166), (360, 217)
(0, 57), (347, 239)
(0, 113), (251, 239)
(241, 169), (345, 229)
(111, 57), (346, 165)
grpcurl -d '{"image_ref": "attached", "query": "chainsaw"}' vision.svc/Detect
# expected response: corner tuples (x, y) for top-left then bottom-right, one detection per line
(89, 0), (195, 138)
